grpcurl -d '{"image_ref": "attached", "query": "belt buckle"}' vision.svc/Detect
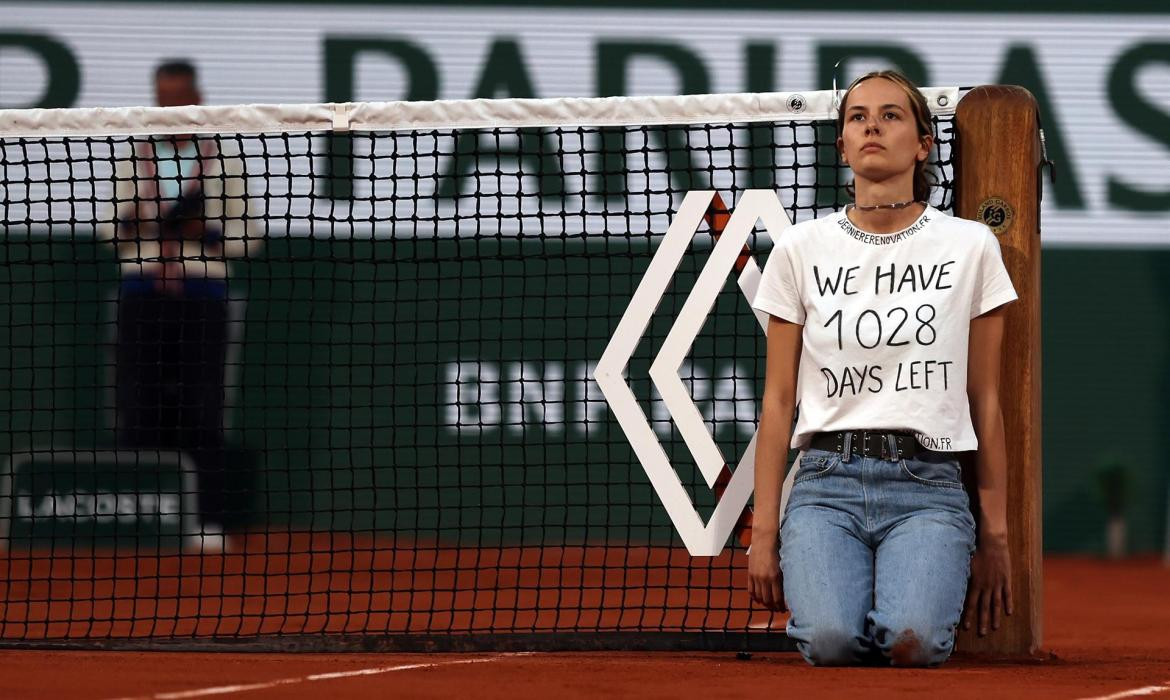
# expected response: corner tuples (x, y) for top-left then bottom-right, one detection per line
(882, 433), (893, 461)
(877, 432), (887, 460)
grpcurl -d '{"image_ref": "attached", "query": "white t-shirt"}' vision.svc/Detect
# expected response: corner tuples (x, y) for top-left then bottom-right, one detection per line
(751, 205), (1018, 452)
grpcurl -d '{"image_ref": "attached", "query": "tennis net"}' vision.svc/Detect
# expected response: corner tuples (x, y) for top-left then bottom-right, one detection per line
(0, 88), (958, 651)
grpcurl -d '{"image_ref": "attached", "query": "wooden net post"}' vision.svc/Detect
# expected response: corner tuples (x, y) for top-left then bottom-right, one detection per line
(954, 85), (1044, 657)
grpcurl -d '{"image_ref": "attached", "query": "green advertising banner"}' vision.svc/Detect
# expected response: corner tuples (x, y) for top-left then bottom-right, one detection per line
(3, 450), (194, 548)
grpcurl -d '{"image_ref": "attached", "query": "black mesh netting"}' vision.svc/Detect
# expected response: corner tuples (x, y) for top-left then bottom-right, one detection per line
(0, 107), (955, 650)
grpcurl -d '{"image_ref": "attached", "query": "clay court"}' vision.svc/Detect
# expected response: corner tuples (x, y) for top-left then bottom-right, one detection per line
(0, 556), (1166, 699)
(4, 4), (1170, 697)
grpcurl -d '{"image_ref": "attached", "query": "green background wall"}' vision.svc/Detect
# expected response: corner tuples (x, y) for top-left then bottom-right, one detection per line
(1042, 249), (1170, 553)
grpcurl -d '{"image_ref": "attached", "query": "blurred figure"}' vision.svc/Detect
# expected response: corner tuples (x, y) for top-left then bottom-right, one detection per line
(99, 60), (256, 553)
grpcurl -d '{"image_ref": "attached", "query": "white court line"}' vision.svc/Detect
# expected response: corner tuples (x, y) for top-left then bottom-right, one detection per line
(106, 653), (533, 700)
(1077, 683), (1170, 700)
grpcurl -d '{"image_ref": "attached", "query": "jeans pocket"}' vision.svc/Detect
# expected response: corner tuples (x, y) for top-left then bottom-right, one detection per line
(794, 453), (836, 483)
(899, 452), (963, 488)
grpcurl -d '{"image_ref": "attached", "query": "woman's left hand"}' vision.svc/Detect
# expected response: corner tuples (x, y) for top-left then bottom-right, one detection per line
(962, 535), (1013, 636)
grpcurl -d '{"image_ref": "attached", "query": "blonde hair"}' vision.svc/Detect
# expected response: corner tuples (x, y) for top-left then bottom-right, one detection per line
(835, 70), (934, 202)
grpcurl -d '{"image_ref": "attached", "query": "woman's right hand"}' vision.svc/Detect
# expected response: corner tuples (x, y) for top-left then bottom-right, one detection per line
(747, 537), (787, 612)
(749, 316), (801, 613)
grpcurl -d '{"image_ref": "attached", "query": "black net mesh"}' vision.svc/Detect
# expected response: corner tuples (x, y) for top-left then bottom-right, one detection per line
(0, 104), (955, 650)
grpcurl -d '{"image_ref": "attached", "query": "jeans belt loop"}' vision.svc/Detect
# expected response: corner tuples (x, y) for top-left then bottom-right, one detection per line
(886, 433), (899, 461)
(841, 431), (853, 463)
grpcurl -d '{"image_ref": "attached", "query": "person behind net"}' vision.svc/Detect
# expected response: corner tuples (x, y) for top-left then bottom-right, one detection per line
(748, 71), (1017, 666)
(99, 60), (255, 553)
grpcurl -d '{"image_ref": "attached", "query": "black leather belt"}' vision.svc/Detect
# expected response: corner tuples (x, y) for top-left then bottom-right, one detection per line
(808, 430), (920, 461)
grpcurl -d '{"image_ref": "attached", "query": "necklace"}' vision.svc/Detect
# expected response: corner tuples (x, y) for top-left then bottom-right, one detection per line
(849, 199), (922, 212)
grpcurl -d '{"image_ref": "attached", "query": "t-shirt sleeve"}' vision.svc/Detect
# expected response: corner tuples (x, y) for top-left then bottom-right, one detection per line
(752, 236), (806, 324)
(970, 230), (1019, 318)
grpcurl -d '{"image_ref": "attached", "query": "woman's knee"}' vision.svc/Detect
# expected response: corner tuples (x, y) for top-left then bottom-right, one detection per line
(878, 622), (956, 667)
(798, 624), (870, 666)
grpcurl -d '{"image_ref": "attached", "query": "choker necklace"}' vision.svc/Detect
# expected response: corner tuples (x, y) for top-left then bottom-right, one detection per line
(849, 200), (923, 212)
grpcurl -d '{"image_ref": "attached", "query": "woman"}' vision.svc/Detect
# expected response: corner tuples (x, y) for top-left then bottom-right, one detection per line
(748, 71), (1016, 667)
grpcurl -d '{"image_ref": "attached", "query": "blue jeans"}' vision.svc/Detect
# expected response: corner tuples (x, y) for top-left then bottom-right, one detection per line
(780, 446), (976, 667)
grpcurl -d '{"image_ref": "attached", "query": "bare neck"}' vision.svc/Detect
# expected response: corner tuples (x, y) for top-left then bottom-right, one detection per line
(848, 178), (923, 233)
(846, 202), (926, 234)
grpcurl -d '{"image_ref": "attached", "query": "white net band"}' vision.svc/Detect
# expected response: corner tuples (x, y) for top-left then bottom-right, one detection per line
(0, 88), (960, 138)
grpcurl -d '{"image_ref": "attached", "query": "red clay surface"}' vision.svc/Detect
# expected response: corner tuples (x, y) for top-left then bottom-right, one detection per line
(0, 556), (1168, 699)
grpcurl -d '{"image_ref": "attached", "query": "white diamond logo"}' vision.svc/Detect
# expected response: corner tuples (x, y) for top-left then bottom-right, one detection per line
(593, 190), (792, 556)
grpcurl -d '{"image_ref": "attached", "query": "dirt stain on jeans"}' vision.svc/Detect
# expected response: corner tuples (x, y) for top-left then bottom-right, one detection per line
(890, 629), (925, 666)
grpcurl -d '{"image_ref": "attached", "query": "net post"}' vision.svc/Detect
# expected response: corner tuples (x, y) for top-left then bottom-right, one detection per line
(953, 85), (1044, 658)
